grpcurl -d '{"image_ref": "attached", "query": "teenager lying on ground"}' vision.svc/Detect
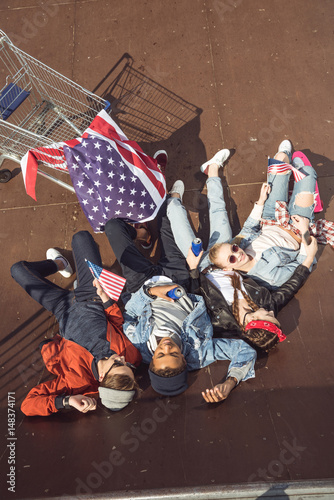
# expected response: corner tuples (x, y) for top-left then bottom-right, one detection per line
(11, 231), (141, 417)
(167, 159), (317, 402)
(168, 141), (333, 290)
(104, 203), (257, 401)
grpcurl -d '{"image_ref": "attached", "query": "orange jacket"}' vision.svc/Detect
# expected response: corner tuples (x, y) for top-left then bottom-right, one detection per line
(21, 303), (141, 416)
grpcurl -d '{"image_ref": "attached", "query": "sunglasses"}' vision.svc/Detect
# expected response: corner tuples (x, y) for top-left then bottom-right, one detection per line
(104, 359), (136, 378)
(228, 244), (239, 264)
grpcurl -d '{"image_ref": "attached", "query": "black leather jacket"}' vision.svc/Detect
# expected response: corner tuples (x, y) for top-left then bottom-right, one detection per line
(194, 264), (310, 339)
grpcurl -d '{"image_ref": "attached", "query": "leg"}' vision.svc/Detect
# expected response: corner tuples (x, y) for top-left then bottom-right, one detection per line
(10, 260), (72, 317)
(288, 162), (317, 222)
(105, 218), (158, 293)
(199, 176), (233, 271)
(262, 169), (291, 220)
(158, 210), (191, 289)
(71, 230), (103, 301)
(167, 197), (195, 257)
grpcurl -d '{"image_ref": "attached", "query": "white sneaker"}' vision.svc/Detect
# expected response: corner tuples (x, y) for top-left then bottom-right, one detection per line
(169, 180), (184, 202)
(46, 248), (73, 278)
(277, 140), (292, 162)
(200, 149), (230, 175)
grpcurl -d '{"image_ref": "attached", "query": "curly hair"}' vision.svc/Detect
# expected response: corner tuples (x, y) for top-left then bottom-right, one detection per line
(229, 273), (278, 352)
(149, 358), (187, 377)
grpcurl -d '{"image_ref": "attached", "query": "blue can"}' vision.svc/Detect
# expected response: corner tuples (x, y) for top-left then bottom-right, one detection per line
(167, 287), (184, 300)
(191, 238), (202, 257)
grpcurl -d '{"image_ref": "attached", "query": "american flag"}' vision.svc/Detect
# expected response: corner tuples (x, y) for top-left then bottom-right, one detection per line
(86, 260), (126, 301)
(267, 157), (307, 183)
(20, 110), (166, 232)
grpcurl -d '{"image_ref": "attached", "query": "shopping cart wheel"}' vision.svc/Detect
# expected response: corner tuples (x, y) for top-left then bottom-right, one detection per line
(0, 169), (12, 183)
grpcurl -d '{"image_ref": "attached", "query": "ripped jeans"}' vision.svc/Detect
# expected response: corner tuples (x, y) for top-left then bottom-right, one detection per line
(262, 163), (317, 222)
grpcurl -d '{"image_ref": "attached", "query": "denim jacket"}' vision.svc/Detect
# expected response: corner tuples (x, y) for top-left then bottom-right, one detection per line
(123, 278), (255, 378)
(235, 205), (311, 290)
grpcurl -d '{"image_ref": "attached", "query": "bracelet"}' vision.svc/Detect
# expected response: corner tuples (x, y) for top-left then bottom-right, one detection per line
(226, 376), (238, 386)
(63, 395), (71, 409)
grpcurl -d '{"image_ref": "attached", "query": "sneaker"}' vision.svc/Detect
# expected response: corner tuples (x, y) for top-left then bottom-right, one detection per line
(46, 248), (73, 278)
(169, 180), (184, 202)
(277, 140), (292, 162)
(153, 150), (168, 175)
(200, 149), (230, 175)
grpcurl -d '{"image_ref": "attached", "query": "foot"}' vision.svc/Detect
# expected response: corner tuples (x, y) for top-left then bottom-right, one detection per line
(169, 180), (184, 202)
(200, 149), (230, 175)
(46, 248), (73, 278)
(201, 377), (237, 403)
(276, 140), (292, 162)
(153, 150), (168, 175)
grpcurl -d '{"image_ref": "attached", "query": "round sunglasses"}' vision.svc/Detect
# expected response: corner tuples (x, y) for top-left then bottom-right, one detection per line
(104, 358), (136, 378)
(228, 244), (240, 264)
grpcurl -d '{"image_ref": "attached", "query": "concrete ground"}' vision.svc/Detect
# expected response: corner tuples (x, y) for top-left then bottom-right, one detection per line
(0, 0), (334, 499)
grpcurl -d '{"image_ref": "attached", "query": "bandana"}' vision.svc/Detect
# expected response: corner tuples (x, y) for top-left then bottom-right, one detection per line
(148, 369), (188, 396)
(244, 320), (286, 342)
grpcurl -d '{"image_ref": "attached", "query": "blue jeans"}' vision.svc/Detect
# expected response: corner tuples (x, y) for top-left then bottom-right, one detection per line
(167, 177), (232, 271)
(262, 164), (317, 222)
(10, 231), (102, 321)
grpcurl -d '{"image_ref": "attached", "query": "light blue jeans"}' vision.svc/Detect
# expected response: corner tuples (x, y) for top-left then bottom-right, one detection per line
(167, 177), (232, 271)
(262, 163), (317, 222)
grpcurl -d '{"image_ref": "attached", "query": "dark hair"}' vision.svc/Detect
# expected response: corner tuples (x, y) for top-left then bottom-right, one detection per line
(149, 358), (187, 377)
(101, 373), (141, 395)
(229, 273), (278, 352)
(242, 328), (279, 352)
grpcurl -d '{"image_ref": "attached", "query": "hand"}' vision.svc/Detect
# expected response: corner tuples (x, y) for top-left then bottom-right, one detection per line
(69, 395), (97, 413)
(186, 246), (203, 270)
(291, 215), (309, 235)
(148, 284), (179, 302)
(201, 378), (237, 403)
(257, 183), (271, 206)
(93, 278), (109, 303)
(305, 235), (318, 259)
(302, 236), (318, 269)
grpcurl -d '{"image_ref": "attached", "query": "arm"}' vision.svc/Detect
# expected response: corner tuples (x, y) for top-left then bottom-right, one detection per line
(186, 246), (203, 294)
(21, 379), (97, 417)
(270, 237), (318, 313)
(237, 183), (271, 236)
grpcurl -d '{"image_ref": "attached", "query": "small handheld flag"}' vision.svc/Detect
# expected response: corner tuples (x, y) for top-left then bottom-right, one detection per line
(86, 260), (126, 301)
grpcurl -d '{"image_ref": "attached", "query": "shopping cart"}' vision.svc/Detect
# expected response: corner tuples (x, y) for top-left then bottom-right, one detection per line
(0, 30), (110, 190)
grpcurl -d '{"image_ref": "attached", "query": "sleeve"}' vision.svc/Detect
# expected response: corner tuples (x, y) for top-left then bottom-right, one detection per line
(270, 264), (310, 314)
(123, 286), (155, 319)
(103, 301), (124, 330)
(21, 380), (64, 416)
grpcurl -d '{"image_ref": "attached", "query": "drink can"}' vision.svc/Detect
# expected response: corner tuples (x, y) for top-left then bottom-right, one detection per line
(191, 238), (202, 256)
(167, 287), (184, 300)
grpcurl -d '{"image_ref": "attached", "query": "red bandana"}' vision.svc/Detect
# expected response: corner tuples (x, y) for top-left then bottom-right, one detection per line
(244, 320), (286, 342)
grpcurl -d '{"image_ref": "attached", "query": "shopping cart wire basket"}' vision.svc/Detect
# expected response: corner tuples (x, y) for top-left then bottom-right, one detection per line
(0, 29), (110, 190)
